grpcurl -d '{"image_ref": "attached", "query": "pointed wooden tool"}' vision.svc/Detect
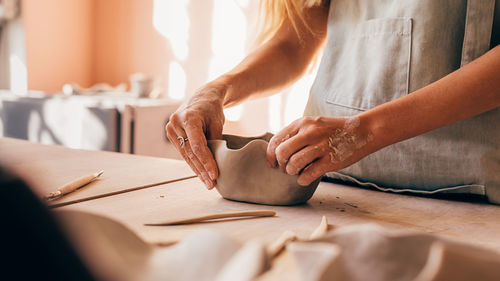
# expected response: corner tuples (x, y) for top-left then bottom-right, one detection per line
(145, 210), (276, 226)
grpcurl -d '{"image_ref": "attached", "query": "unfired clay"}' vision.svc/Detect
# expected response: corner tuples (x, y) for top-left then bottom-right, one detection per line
(208, 133), (320, 206)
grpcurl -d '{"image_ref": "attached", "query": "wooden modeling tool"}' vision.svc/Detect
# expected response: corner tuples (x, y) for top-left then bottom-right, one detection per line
(45, 170), (104, 200)
(309, 215), (329, 240)
(267, 230), (298, 258)
(267, 215), (329, 258)
(145, 210), (276, 226)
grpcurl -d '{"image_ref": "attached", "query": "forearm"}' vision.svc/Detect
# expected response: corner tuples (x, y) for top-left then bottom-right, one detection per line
(362, 45), (500, 151)
(218, 39), (316, 107)
(207, 4), (328, 108)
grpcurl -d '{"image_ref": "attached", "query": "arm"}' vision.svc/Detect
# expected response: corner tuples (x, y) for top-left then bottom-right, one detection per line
(166, 4), (329, 189)
(268, 45), (500, 186)
(364, 45), (500, 150)
(216, 3), (328, 107)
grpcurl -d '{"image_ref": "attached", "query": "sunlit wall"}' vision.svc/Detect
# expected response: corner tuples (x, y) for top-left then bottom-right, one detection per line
(22, 0), (318, 135)
(153, 0), (317, 135)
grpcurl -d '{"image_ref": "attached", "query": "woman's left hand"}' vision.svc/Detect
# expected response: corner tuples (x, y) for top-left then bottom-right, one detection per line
(266, 116), (375, 186)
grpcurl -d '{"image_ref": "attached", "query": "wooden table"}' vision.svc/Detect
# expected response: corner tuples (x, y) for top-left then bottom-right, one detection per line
(59, 177), (500, 251)
(2, 137), (500, 279)
(0, 138), (195, 207)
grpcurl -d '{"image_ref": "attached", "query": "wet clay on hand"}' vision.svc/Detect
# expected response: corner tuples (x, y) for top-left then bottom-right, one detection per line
(208, 133), (320, 205)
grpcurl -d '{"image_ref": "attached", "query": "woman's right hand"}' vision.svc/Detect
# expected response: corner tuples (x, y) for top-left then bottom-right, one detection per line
(165, 86), (226, 189)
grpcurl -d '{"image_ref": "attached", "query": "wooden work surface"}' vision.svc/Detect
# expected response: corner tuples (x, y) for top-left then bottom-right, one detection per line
(61, 177), (500, 252)
(0, 138), (195, 207)
(3, 138), (500, 250)
(4, 137), (500, 280)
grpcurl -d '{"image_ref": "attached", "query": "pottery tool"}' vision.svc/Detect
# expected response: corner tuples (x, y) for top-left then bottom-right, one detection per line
(267, 215), (330, 258)
(267, 230), (298, 258)
(145, 210), (276, 226)
(45, 170), (104, 200)
(309, 215), (329, 240)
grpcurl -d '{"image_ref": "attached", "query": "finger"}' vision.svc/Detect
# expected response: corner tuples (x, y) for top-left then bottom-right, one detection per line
(172, 125), (215, 189)
(286, 144), (325, 176)
(266, 124), (299, 168)
(184, 120), (219, 182)
(166, 121), (187, 158)
(297, 156), (329, 186)
(183, 137), (216, 189)
(168, 125), (203, 178)
(275, 133), (313, 173)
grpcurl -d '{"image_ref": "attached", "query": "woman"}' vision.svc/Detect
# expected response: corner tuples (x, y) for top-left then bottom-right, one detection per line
(166, 0), (500, 203)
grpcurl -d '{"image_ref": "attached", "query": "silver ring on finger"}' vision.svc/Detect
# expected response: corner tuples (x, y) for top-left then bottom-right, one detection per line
(177, 136), (189, 148)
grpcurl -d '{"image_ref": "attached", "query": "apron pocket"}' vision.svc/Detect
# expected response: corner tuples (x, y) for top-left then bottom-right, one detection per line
(325, 18), (412, 111)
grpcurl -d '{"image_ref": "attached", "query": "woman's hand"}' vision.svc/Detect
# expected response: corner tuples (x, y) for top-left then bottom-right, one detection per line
(166, 86), (227, 189)
(266, 116), (374, 186)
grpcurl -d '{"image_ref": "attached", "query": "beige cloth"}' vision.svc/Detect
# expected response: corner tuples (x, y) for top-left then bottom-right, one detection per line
(57, 210), (269, 281)
(289, 224), (500, 281)
(57, 210), (500, 281)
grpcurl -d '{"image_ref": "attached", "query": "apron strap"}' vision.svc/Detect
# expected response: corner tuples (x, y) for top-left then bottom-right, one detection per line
(461, 0), (496, 66)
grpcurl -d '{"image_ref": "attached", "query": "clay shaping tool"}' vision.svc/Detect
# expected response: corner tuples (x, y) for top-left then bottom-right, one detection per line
(144, 210), (276, 226)
(309, 215), (329, 240)
(267, 230), (298, 258)
(45, 170), (104, 200)
(267, 215), (330, 258)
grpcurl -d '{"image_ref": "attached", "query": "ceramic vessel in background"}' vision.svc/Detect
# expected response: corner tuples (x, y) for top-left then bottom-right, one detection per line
(129, 73), (154, 98)
(208, 133), (320, 206)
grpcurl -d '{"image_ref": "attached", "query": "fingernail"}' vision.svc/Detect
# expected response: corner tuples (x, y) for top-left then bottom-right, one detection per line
(287, 166), (298, 176)
(297, 178), (308, 186)
(208, 179), (214, 189)
(208, 171), (216, 180)
(280, 165), (286, 173)
(204, 179), (213, 189)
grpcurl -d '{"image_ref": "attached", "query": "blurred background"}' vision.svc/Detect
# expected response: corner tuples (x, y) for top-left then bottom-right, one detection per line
(0, 0), (317, 158)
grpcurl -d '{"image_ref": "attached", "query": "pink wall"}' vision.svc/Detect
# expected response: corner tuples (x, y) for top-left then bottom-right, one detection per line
(23, 0), (170, 92)
(22, 0), (257, 97)
(93, 0), (170, 87)
(21, 1), (307, 136)
(23, 0), (94, 92)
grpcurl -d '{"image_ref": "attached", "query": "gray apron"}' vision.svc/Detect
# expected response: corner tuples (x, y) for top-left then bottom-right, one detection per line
(304, 0), (500, 203)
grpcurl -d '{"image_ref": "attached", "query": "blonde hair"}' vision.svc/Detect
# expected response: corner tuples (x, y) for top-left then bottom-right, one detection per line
(255, 0), (326, 47)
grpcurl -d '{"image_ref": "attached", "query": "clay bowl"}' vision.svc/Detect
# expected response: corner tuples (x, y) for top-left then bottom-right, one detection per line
(208, 133), (320, 206)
